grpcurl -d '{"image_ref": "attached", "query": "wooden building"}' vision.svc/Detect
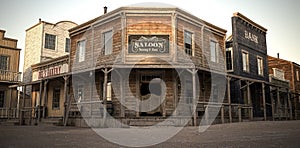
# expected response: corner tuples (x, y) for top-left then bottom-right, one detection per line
(0, 29), (22, 119)
(268, 55), (300, 119)
(226, 12), (270, 121)
(66, 7), (228, 127)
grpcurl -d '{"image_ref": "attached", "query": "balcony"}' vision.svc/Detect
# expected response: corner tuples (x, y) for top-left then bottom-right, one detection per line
(0, 70), (21, 83)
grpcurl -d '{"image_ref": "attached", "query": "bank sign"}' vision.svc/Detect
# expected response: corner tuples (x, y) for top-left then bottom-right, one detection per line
(32, 63), (68, 81)
(128, 35), (169, 54)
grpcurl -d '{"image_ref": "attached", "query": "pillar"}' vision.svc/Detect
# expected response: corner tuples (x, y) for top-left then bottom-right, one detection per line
(42, 80), (48, 118)
(262, 83), (267, 121)
(227, 77), (232, 123)
(63, 76), (69, 126)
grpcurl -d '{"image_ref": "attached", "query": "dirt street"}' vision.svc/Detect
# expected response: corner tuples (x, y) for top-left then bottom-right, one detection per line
(0, 121), (300, 147)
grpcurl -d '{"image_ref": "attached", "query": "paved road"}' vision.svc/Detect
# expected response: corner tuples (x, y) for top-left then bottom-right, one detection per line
(1, 120), (300, 147)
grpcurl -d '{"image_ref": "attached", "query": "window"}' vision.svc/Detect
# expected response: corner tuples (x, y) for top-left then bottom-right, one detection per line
(104, 82), (112, 101)
(0, 55), (9, 70)
(257, 57), (264, 76)
(210, 40), (218, 62)
(77, 85), (84, 103)
(184, 30), (193, 56)
(242, 51), (249, 72)
(52, 88), (60, 109)
(226, 47), (233, 71)
(0, 91), (4, 107)
(103, 30), (113, 55)
(45, 33), (56, 50)
(77, 40), (86, 62)
(65, 38), (71, 53)
(297, 70), (299, 81)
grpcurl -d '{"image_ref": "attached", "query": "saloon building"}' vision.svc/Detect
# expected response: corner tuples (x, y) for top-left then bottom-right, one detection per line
(66, 7), (228, 127)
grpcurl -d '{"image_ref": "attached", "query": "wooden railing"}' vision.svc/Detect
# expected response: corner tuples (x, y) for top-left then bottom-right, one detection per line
(0, 108), (18, 118)
(0, 70), (21, 82)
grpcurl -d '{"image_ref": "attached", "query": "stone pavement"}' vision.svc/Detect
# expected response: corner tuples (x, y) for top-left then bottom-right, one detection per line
(0, 120), (300, 147)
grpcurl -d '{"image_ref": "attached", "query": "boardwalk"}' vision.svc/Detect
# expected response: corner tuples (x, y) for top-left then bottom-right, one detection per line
(0, 121), (300, 147)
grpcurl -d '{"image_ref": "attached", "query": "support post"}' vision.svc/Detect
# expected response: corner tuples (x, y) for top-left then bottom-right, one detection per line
(221, 105), (224, 124)
(42, 80), (48, 118)
(187, 68), (198, 126)
(276, 87), (281, 120)
(227, 77), (232, 123)
(38, 81), (43, 123)
(270, 90), (275, 121)
(238, 105), (242, 122)
(136, 70), (140, 118)
(101, 68), (113, 126)
(63, 76), (69, 126)
(287, 90), (293, 120)
(246, 81), (252, 120)
(120, 71), (125, 118)
(262, 83), (267, 121)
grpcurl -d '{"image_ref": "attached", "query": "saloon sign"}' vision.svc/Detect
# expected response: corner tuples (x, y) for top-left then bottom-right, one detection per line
(129, 35), (169, 54)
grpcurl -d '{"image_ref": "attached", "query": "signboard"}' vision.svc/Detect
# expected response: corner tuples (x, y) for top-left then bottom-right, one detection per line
(128, 35), (169, 54)
(32, 63), (68, 81)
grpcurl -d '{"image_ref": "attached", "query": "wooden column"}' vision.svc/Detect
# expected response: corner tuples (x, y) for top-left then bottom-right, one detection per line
(295, 95), (298, 120)
(38, 81), (43, 123)
(227, 77), (232, 123)
(8, 88), (12, 119)
(270, 89), (275, 121)
(63, 76), (69, 125)
(120, 71), (125, 118)
(284, 91), (288, 120)
(221, 105), (224, 124)
(262, 83), (267, 121)
(136, 70), (140, 117)
(287, 90), (293, 120)
(173, 70), (178, 116)
(20, 85), (26, 125)
(187, 68), (198, 126)
(246, 81), (252, 120)
(276, 87), (281, 120)
(238, 105), (242, 122)
(42, 80), (48, 118)
(101, 68), (113, 125)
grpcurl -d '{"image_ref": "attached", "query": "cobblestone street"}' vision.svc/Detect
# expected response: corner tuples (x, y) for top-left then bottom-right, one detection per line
(1, 120), (300, 147)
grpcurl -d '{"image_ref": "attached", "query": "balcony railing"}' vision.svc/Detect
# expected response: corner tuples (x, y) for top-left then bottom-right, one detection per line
(0, 70), (21, 82)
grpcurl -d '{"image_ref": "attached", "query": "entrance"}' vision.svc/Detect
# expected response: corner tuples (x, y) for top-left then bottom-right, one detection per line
(139, 72), (164, 116)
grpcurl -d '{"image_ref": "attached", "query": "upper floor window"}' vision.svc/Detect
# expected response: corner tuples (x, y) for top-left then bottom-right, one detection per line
(0, 55), (9, 70)
(210, 40), (218, 62)
(45, 33), (56, 50)
(296, 70), (299, 81)
(257, 56), (264, 76)
(77, 40), (86, 62)
(103, 30), (113, 55)
(65, 38), (71, 53)
(242, 51), (249, 72)
(226, 47), (233, 71)
(184, 30), (193, 56)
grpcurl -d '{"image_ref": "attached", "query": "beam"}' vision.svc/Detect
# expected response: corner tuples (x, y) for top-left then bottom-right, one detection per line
(262, 83), (266, 121)
(63, 76), (69, 126)
(227, 76), (232, 123)
(42, 80), (48, 118)
(187, 68), (198, 126)
(38, 81), (43, 123)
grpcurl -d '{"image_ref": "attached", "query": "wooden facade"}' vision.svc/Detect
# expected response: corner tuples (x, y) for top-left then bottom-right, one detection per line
(66, 7), (228, 127)
(0, 29), (21, 119)
(268, 55), (300, 119)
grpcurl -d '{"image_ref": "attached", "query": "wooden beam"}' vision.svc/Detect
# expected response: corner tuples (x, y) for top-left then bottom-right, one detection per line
(63, 76), (69, 126)
(288, 90), (293, 120)
(187, 68), (198, 126)
(42, 80), (48, 118)
(102, 68), (109, 126)
(246, 81), (252, 120)
(227, 76), (232, 123)
(38, 82), (43, 123)
(262, 83), (266, 121)
(136, 70), (140, 117)
(276, 87), (281, 120)
(270, 89), (275, 121)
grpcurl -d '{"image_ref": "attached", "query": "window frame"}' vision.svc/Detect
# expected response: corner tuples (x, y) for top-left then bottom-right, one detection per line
(0, 90), (5, 108)
(210, 39), (219, 63)
(184, 30), (194, 56)
(77, 40), (86, 62)
(44, 33), (56, 50)
(242, 50), (250, 72)
(65, 38), (71, 53)
(0, 55), (10, 70)
(102, 30), (113, 55)
(52, 87), (60, 109)
(257, 56), (264, 76)
(226, 47), (233, 71)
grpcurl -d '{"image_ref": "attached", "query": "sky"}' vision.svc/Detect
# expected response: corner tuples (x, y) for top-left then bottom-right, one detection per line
(1, 0), (300, 72)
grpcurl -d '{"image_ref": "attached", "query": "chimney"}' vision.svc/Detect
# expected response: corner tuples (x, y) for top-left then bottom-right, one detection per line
(277, 53), (280, 59)
(104, 6), (107, 14)
(39, 18), (42, 23)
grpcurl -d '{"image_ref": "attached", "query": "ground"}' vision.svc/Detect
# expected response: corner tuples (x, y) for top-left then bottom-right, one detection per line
(0, 120), (300, 147)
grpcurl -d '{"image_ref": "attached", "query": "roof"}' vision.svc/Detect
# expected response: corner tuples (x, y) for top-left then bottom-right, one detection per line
(233, 12), (267, 32)
(69, 6), (227, 35)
